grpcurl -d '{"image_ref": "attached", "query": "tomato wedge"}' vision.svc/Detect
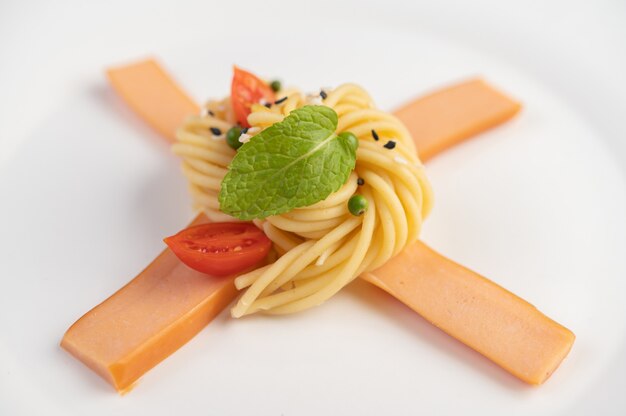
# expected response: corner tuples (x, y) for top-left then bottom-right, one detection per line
(231, 66), (275, 127)
(164, 222), (272, 277)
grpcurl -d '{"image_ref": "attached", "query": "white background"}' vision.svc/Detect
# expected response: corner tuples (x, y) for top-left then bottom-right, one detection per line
(1, 1), (625, 415)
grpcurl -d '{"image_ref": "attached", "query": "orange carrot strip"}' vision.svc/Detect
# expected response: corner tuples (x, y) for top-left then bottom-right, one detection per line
(362, 242), (575, 385)
(106, 59), (200, 142)
(60, 214), (238, 393)
(397, 79), (521, 162)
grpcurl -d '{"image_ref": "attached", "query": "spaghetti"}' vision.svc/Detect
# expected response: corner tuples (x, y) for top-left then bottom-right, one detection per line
(173, 83), (433, 316)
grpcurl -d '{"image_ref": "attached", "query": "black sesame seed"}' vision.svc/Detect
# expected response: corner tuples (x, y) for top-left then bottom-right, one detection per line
(371, 129), (379, 141)
(210, 127), (222, 136)
(383, 140), (396, 149)
(241, 127), (249, 134)
(357, 178), (365, 186)
(207, 110), (215, 116)
(264, 102), (272, 108)
(274, 96), (288, 105)
(320, 90), (328, 100)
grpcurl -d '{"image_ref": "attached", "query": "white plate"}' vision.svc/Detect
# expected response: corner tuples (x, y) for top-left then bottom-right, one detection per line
(1, 1), (625, 415)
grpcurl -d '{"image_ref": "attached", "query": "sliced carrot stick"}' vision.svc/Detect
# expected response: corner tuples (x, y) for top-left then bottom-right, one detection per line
(361, 242), (574, 385)
(60, 213), (238, 393)
(397, 79), (521, 162)
(107, 59), (200, 142)
(62, 59), (570, 392)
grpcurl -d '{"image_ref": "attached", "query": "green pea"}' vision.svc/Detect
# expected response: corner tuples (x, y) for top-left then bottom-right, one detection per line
(270, 80), (281, 92)
(339, 131), (359, 151)
(226, 126), (243, 150)
(348, 195), (368, 216)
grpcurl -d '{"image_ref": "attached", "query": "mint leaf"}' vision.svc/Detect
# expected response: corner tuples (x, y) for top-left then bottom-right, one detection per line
(218, 106), (356, 220)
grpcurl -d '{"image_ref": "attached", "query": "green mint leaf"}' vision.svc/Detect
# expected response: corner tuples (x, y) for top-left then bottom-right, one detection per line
(218, 106), (356, 220)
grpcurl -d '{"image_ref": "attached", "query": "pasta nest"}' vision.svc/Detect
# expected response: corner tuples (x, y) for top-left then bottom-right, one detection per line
(173, 84), (433, 316)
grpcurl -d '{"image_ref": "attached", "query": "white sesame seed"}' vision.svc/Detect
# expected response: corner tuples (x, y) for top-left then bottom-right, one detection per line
(394, 156), (409, 165)
(233, 246), (242, 252)
(307, 96), (323, 106)
(239, 133), (252, 143)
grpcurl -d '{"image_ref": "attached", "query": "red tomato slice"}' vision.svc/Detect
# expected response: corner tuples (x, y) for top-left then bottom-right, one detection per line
(231, 66), (275, 127)
(164, 222), (272, 277)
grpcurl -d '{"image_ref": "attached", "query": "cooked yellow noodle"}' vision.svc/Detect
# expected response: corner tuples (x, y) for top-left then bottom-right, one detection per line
(173, 83), (433, 316)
